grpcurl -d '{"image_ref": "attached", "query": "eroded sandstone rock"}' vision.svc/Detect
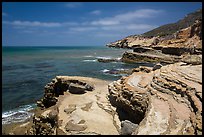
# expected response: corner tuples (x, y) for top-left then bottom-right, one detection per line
(108, 62), (202, 135)
(37, 76), (94, 108)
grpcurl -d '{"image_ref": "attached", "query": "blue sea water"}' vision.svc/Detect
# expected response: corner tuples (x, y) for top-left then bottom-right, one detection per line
(2, 46), (155, 124)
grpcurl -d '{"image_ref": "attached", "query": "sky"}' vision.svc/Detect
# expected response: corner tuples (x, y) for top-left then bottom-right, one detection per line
(2, 2), (202, 46)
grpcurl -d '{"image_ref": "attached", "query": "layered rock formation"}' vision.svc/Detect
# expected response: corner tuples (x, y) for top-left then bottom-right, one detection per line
(108, 62), (202, 135)
(27, 76), (122, 135)
(109, 19), (202, 64)
(106, 9), (202, 53)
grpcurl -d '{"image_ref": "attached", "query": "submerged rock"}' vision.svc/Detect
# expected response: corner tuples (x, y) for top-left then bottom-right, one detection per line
(97, 58), (121, 63)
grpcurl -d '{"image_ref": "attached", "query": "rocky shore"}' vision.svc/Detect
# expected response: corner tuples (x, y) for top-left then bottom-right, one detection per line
(107, 19), (202, 65)
(5, 76), (122, 135)
(5, 61), (202, 135)
(3, 9), (202, 135)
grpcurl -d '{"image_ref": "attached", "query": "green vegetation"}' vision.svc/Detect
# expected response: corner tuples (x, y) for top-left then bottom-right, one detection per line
(142, 9), (202, 37)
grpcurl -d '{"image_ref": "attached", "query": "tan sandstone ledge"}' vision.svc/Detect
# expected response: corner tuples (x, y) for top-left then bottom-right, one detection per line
(4, 76), (121, 135)
(108, 62), (202, 135)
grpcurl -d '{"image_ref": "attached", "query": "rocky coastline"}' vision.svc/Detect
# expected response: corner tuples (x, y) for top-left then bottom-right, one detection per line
(3, 11), (202, 135)
(107, 19), (202, 65)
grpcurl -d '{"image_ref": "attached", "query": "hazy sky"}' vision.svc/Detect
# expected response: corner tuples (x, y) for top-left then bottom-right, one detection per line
(2, 2), (202, 46)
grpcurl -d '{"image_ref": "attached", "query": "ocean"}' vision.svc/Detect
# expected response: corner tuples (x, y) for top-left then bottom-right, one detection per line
(2, 46), (155, 124)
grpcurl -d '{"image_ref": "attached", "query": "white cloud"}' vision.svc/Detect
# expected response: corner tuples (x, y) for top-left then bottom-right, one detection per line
(113, 9), (163, 21)
(69, 26), (97, 32)
(101, 23), (157, 31)
(91, 20), (120, 26)
(90, 10), (101, 15)
(3, 20), (78, 28)
(3, 20), (62, 27)
(90, 9), (163, 26)
(65, 2), (82, 8)
(2, 12), (8, 16)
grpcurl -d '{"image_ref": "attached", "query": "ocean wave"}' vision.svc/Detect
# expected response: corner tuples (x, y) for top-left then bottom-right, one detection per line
(101, 68), (129, 77)
(83, 55), (94, 58)
(2, 104), (36, 125)
(96, 56), (112, 59)
(82, 59), (97, 62)
(101, 69), (110, 73)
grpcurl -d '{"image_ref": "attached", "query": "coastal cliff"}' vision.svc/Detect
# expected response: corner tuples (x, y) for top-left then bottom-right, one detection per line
(4, 9), (202, 135)
(106, 9), (202, 64)
(106, 9), (202, 50)
(107, 19), (202, 64)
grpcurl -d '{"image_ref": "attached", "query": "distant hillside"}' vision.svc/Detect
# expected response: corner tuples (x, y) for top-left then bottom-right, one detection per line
(142, 9), (202, 37)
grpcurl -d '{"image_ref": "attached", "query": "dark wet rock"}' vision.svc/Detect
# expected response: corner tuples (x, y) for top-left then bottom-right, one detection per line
(97, 58), (121, 63)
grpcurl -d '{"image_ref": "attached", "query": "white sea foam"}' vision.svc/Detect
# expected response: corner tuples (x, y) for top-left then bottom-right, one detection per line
(101, 69), (110, 73)
(83, 55), (94, 58)
(96, 56), (112, 59)
(2, 104), (36, 125)
(82, 59), (97, 62)
(101, 68), (129, 77)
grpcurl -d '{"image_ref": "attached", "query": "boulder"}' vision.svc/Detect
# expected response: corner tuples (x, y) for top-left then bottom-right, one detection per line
(181, 55), (202, 65)
(121, 120), (138, 135)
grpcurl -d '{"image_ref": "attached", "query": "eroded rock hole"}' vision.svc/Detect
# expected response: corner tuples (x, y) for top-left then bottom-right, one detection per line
(108, 91), (148, 135)
(37, 78), (94, 108)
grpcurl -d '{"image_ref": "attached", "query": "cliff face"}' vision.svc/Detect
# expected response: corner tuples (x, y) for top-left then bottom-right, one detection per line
(157, 19), (202, 49)
(108, 62), (202, 135)
(107, 19), (202, 52)
(107, 19), (202, 64)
